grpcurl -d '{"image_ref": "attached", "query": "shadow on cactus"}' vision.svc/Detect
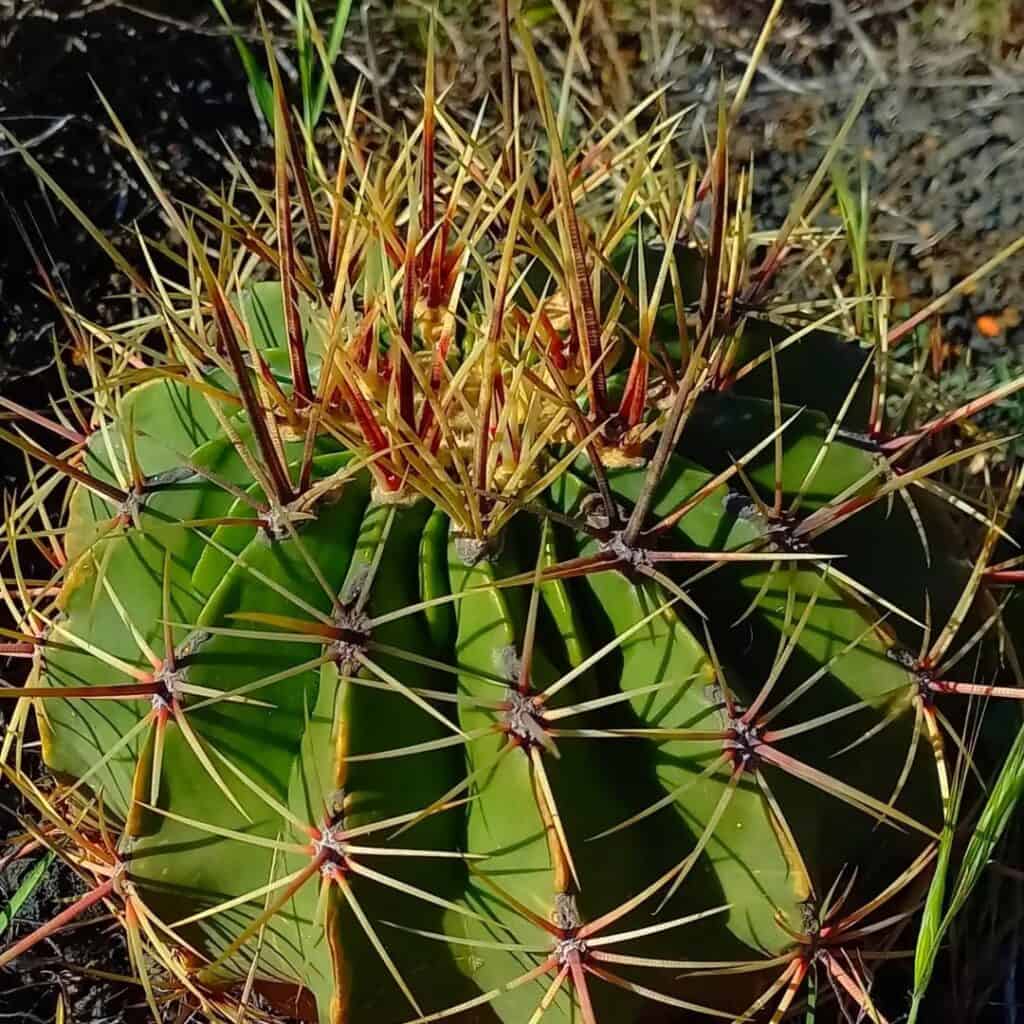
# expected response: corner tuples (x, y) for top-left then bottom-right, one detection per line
(3, 13), (1024, 1024)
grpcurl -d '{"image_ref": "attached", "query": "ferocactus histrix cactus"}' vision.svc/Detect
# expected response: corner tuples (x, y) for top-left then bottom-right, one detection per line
(3, 20), (1024, 1024)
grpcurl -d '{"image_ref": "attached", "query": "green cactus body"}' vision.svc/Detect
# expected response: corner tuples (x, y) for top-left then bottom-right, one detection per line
(278, 499), (472, 1022)
(679, 392), (880, 509)
(126, 451), (369, 959)
(724, 318), (875, 424)
(445, 538), (566, 1018)
(420, 508), (457, 655)
(568, 549), (811, 954)
(9, 61), (1022, 1024)
(24, 293), (954, 1024)
(567, 459), (935, 886)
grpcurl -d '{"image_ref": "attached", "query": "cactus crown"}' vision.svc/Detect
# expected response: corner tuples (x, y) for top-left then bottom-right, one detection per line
(2, 16), (1024, 1024)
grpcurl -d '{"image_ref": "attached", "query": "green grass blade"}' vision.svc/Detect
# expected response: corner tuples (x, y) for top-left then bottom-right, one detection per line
(909, 719), (1024, 1021)
(310, 0), (354, 130)
(296, 0), (313, 135)
(908, 818), (954, 1023)
(0, 851), (55, 935)
(209, 0), (274, 125)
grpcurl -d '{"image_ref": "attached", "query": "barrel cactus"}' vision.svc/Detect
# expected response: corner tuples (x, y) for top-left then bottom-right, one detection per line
(3, 28), (1024, 1024)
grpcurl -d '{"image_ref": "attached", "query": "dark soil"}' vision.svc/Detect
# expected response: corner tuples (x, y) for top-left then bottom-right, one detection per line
(658, 1), (1024, 405)
(1, 1), (1023, 1022)
(0, 1), (259, 452)
(0, 859), (137, 1024)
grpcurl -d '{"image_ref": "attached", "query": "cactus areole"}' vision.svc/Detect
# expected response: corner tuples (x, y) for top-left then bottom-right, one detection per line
(4, 38), (1024, 1024)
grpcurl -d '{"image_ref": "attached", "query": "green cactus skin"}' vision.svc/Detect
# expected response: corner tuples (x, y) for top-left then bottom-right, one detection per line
(21, 349), (956, 1023)
(556, 477), (811, 957)
(8, 82), (1021, 1021)
(445, 519), (741, 1023)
